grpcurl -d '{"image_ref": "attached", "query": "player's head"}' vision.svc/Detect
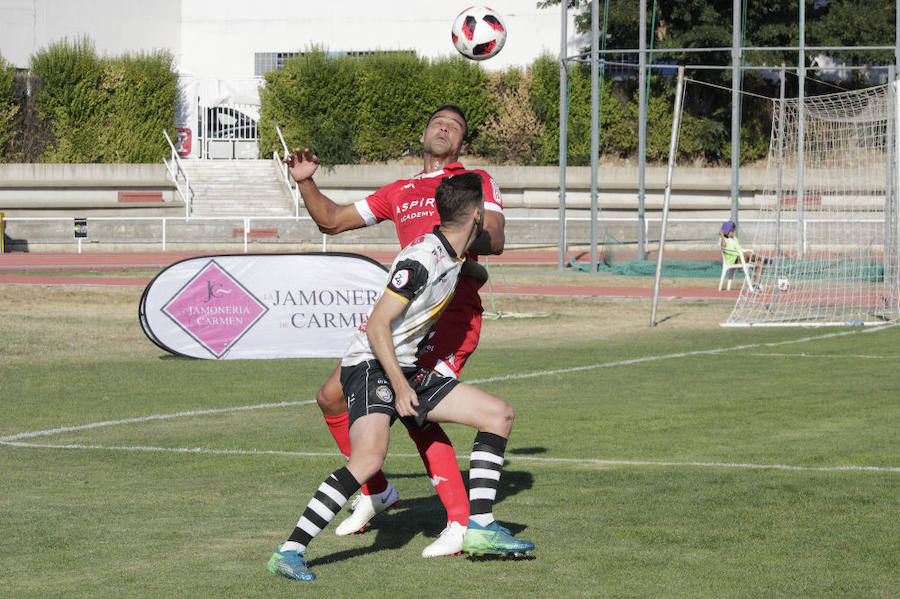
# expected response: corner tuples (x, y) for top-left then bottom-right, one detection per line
(422, 105), (468, 157)
(427, 105), (468, 139)
(436, 172), (484, 232)
(721, 220), (735, 236)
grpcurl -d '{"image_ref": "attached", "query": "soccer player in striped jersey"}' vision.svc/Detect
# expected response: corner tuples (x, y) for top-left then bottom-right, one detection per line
(267, 173), (532, 581)
(282, 105), (504, 557)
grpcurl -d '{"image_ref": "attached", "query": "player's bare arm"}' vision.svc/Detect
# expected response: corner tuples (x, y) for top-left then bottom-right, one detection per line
(364, 292), (419, 417)
(468, 210), (504, 255)
(284, 148), (366, 235)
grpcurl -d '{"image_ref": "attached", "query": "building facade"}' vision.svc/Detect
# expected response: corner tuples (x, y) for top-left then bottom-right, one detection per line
(0, 0), (577, 158)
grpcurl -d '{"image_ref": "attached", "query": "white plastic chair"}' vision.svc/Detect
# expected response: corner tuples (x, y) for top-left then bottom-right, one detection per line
(718, 247), (755, 291)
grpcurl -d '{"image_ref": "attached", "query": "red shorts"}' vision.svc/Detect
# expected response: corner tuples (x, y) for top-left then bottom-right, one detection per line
(416, 276), (483, 379)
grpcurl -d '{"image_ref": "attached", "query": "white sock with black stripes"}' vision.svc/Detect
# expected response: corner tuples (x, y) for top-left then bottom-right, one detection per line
(280, 466), (361, 554)
(467, 431), (508, 527)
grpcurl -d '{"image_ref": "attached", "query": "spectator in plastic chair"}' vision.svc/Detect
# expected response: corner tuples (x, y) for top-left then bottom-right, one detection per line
(720, 220), (764, 289)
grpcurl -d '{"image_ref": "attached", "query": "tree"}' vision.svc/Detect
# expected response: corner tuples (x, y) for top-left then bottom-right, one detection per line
(534, 0), (895, 163)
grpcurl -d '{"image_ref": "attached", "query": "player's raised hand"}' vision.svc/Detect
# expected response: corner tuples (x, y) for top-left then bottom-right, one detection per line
(284, 148), (319, 182)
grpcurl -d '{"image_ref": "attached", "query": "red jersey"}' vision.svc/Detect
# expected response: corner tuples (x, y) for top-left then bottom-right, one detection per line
(352, 162), (503, 378)
(353, 162), (503, 247)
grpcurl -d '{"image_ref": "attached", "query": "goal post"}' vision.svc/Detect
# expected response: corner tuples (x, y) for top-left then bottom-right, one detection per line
(723, 81), (900, 327)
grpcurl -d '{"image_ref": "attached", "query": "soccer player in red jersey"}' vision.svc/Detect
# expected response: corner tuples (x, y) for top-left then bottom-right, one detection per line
(283, 105), (504, 557)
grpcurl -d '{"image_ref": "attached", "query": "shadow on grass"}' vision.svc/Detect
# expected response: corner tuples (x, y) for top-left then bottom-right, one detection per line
(654, 312), (681, 325)
(508, 446), (547, 455)
(306, 469), (534, 568)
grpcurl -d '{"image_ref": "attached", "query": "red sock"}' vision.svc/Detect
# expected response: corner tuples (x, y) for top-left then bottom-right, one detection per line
(323, 412), (388, 495)
(407, 424), (469, 525)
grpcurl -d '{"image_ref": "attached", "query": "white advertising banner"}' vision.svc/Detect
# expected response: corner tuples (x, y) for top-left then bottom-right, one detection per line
(140, 253), (388, 359)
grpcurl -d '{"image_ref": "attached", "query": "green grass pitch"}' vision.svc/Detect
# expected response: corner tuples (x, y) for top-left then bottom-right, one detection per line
(1, 284), (897, 598)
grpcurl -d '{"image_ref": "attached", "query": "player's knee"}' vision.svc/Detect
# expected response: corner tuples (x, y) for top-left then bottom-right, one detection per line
(348, 453), (386, 481)
(316, 383), (345, 415)
(487, 401), (514, 436)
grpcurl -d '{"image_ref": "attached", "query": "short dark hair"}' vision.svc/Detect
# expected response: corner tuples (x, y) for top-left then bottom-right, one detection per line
(428, 105), (468, 139)
(436, 172), (483, 225)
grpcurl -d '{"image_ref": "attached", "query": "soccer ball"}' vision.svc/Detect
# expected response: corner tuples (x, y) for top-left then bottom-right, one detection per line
(777, 277), (790, 292)
(451, 6), (507, 61)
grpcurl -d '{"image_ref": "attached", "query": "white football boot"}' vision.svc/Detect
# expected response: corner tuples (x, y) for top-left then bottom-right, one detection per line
(421, 521), (466, 558)
(334, 483), (399, 536)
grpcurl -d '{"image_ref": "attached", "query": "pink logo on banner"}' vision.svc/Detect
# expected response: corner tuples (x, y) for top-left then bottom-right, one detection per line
(162, 260), (268, 358)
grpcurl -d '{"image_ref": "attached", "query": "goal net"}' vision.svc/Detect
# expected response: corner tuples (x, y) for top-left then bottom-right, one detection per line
(724, 83), (900, 326)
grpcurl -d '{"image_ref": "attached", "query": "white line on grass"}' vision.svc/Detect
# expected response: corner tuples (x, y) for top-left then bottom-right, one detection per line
(2, 440), (897, 472)
(749, 353), (899, 359)
(0, 400), (316, 442)
(464, 323), (897, 385)
(2, 325), (897, 473)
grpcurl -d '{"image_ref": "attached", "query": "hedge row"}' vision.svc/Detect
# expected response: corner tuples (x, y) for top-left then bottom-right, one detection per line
(0, 56), (17, 162)
(259, 50), (494, 165)
(2, 42), (766, 165)
(261, 50), (770, 167)
(0, 38), (178, 163)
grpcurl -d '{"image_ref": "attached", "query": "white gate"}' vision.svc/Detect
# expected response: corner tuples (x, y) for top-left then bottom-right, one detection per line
(198, 103), (259, 159)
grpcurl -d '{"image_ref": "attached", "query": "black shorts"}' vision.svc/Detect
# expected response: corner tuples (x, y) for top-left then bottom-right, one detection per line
(340, 360), (460, 430)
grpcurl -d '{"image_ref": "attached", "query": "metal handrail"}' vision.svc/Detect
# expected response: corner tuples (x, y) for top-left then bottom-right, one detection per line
(4, 214), (881, 255)
(162, 129), (194, 219)
(274, 125), (300, 217)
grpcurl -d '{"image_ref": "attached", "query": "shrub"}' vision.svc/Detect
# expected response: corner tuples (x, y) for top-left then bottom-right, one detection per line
(420, 56), (493, 153)
(28, 37), (176, 163)
(529, 54), (637, 165)
(258, 49), (359, 166)
(99, 51), (178, 162)
(471, 68), (544, 164)
(30, 37), (105, 162)
(354, 53), (430, 161)
(0, 55), (18, 162)
(259, 51), (493, 165)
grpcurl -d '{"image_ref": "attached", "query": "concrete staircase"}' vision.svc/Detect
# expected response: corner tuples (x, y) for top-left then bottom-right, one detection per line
(181, 159), (295, 217)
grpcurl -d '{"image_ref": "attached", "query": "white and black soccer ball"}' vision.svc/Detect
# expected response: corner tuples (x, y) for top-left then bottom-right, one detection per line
(451, 6), (507, 61)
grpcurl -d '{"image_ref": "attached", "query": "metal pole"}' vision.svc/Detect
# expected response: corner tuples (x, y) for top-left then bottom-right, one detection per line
(651, 66), (686, 326)
(590, 0), (600, 273)
(774, 66), (787, 296)
(557, 1), (569, 270)
(885, 66), (895, 288)
(894, 0), (900, 302)
(797, 0), (806, 261)
(637, 0), (648, 260)
(730, 0), (741, 224)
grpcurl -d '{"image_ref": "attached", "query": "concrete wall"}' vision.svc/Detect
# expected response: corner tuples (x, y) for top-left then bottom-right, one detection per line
(0, 164), (179, 215)
(0, 162), (767, 252)
(0, 162), (769, 214)
(312, 163), (769, 212)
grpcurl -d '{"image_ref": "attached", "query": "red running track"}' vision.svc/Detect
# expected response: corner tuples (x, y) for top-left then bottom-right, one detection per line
(0, 250), (737, 300)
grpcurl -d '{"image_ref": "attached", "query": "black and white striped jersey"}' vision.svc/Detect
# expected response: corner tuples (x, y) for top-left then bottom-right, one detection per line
(342, 228), (464, 368)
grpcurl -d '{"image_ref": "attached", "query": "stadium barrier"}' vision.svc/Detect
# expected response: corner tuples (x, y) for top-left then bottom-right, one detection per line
(0, 214), (863, 256)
